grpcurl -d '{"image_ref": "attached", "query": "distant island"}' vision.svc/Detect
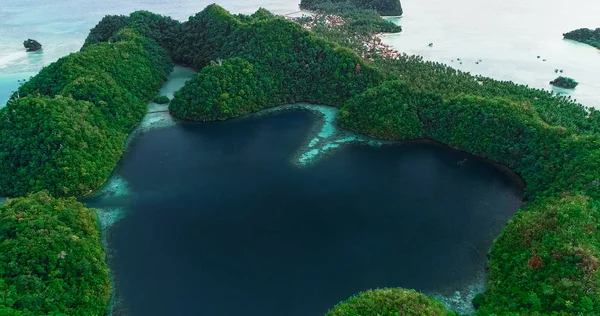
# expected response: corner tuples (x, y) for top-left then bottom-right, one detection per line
(2, 2), (600, 316)
(300, 0), (403, 16)
(22, 38), (41, 52)
(550, 76), (579, 89)
(563, 27), (600, 49)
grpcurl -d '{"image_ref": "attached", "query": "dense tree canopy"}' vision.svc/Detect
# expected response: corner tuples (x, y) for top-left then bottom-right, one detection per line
(480, 195), (600, 315)
(170, 12), (382, 120)
(0, 192), (110, 315)
(326, 288), (454, 316)
(170, 58), (280, 121)
(1, 29), (172, 197)
(339, 80), (435, 140)
(550, 76), (579, 89)
(0, 96), (124, 198)
(563, 27), (600, 49)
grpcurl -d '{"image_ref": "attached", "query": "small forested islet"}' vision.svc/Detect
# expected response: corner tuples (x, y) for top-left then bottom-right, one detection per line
(300, 0), (403, 16)
(563, 27), (600, 49)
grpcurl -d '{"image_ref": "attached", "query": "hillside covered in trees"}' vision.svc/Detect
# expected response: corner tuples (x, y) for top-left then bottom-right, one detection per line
(1, 28), (172, 197)
(3, 3), (600, 315)
(564, 27), (600, 49)
(0, 192), (110, 315)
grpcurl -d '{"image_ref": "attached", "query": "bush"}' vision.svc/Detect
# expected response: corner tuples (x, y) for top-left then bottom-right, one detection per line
(326, 288), (454, 316)
(153, 95), (170, 104)
(550, 76), (579, 89)
(0, 192), (110, 315)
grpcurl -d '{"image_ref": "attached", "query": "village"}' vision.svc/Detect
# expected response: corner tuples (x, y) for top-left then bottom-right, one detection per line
(284, 12), (402, 61)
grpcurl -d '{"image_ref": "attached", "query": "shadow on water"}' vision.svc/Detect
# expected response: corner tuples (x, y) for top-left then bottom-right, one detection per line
(86, 109), (523, 316)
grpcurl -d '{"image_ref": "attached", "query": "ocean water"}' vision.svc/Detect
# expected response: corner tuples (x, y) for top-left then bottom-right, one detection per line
(2, 0), (599, 107)
(87, 110), (522, 316)
(383, 0), (600, 108)
(0, 0), (302, 105)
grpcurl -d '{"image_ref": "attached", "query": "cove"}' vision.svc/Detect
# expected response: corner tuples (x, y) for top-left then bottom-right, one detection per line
(86, 110), (523, 316)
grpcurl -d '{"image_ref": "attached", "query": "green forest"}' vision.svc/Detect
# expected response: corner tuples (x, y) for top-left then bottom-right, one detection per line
(0, 192), (111, 315)
(563, 27), (600, 49)
(0, 27), (171, 316)
(2, 2), (600, 315)
(1, 28), (172, 198)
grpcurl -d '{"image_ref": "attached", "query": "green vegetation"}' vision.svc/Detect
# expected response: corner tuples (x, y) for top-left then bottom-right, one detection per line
(235, 7), (277, 24)
(297, 1), (402, 42)
(153, 95), (170, 104)
(372, 56), (600, 135)
(0, 192), (110, 315)
(165, 5), (600, 315)
(339, 80), (433, 140)
(550, 76), (579, 89)
(170, 58), (280, 121)
(326, 288), (454, 316)
(22, 39), (42, 52)
(83, 10), (181, 54)
(305, 6), (401, 41)
(300, 0), (403, 16)
(563, 27), (600, 49)
(172, 5), (243, 69)
(4, 3), (600, 316)
(480, 195), (600, 315)
(1, 29), (172, 197)
(170, 9), (382, 121)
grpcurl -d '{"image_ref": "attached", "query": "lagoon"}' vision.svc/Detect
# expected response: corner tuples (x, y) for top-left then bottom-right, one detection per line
(86, 106), (522, 315)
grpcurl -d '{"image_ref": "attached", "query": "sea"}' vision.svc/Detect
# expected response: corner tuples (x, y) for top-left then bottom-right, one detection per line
(1, 0), (599, 107)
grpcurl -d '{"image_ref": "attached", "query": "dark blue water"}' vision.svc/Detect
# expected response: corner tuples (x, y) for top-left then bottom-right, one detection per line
(89, 110), (522, 316)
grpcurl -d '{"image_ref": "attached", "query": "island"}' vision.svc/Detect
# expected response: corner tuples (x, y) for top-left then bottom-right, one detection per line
(300, 0), (403, 16)
(2, 3), (600, 316)
(22, 39), (42, 52)
(550, 76), (579, 89)
(0, 192), (110, 315)
(563, 27), (600, 49)
(153, 95), (170, 104)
